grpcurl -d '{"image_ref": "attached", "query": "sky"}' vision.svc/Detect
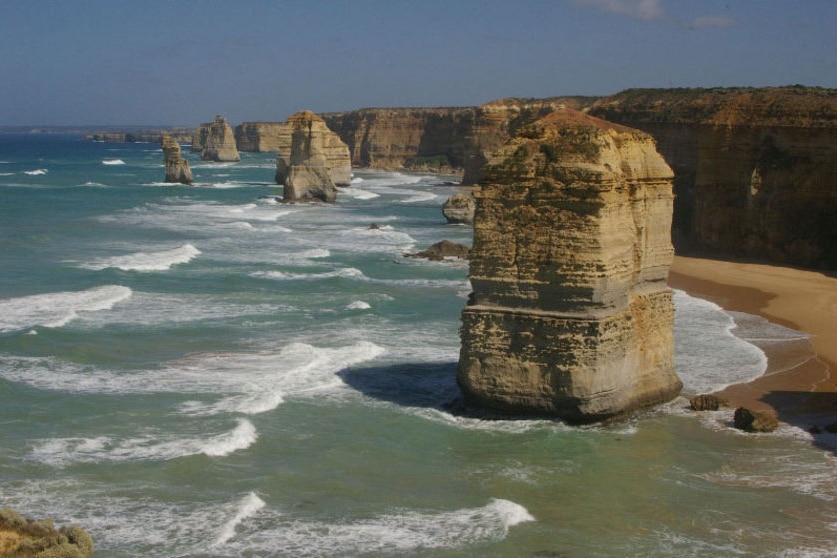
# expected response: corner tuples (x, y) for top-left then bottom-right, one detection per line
(1, 0), (835, 126)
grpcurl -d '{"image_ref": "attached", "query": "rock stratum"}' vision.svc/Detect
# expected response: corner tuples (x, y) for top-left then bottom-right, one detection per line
(161, 135), (193, 184)
(277, 111), (352, 203)
(191, 115), (240, 162)
(0, 508), (93, 558)
(458, 108), (682, 423)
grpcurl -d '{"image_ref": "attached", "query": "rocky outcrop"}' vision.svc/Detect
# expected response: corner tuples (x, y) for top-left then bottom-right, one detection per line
(589, 86), (837, 268)
(733, 407), (779, 433)
(161, 135), (193, 185)
(405, 240), (470, 261)
(458, 108), (682, 423)
(0, 508), (93, 558)
(322, 97), (593, 176)
(234, 122), (292, 153)
(278, 111), (352, 203)
(192, 115), (240, 162)
(442, 193), (476, 224)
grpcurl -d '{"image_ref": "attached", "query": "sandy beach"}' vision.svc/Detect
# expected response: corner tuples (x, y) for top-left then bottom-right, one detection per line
(669, 255), (837, 423)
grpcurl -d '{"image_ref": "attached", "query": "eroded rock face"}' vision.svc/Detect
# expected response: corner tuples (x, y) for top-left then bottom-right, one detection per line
(278, 111), (352, 203)
(458, 108), (682, 423)
(235, 122), (292, 153)
(161, 135), (193, 185)
(192, 115), (240, 162)
(589, 87), (837, 268)
(442, 193), (476, 224)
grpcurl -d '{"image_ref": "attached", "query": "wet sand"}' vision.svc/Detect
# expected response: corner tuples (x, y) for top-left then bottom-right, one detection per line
(669, 256), (837, 420)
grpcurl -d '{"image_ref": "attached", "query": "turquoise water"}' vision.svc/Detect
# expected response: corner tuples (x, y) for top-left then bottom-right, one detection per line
(0, 134), (835, 557)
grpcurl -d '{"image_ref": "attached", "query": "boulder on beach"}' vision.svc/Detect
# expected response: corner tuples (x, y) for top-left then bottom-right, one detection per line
(442, 193), (476, 224)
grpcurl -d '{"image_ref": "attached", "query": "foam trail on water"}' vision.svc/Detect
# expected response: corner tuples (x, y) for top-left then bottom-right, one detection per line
(29, 418), (257, 466)
(102, 159), (125, 165)
(24, 169), (48, 175)
(0, 285), (132, 333)
(211, 492), (266, 548)
(78, 243), (201, 271)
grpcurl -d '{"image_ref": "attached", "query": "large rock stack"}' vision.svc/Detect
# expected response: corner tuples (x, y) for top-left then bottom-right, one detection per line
(458, 108), (682, 423)
(277, 110), (351, 203)
(161, 135), (193, 185)
(192, 114), (240, 162)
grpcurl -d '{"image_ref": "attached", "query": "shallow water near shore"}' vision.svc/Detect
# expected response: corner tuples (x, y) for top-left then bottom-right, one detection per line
(1, 134), (835, 557)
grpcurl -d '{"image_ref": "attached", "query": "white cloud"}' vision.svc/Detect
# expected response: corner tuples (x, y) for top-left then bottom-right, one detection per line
(573, 0), (665, 21)
(691, 15), (738, 28)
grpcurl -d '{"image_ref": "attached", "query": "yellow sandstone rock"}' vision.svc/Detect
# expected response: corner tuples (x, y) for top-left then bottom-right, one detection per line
(458, 108), (682, 423)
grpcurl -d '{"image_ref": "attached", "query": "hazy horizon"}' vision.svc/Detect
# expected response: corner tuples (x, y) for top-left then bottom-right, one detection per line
(2, 0), (836, 127)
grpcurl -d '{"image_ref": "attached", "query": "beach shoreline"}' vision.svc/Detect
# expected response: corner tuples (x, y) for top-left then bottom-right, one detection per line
(668, 255), (837, 422)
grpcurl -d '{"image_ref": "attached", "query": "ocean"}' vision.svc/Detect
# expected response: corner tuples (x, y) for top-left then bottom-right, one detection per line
(0, 134), (834, 557)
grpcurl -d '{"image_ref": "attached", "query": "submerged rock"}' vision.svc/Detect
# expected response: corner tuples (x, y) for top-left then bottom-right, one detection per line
(277, 111), (352, 203)
(458, 108), (682, 423)
(733, 407), (779, 433)
(161, 135), (192, 185)
(0, 508), (93, 558)
(442, 193), (476, 224)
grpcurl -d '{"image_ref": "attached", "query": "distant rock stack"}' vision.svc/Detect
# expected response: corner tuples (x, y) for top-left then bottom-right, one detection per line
(161, 135), (193, 185)
(193, 114), (240, 162)
(457, 108), (682, 423)
(277, 110), (351, 203)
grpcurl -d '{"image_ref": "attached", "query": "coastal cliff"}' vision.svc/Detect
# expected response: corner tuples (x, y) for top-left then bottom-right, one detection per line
(589, 87), (837, 268)
(321, 97), (592, 176)
(234, 122), (293, 153)
(0, 508), (93, 557)
(161, 135), (192, 185)
(191, 115), (240, 162)
(458, 108), (682, 422)
(278, 110), (352, 203)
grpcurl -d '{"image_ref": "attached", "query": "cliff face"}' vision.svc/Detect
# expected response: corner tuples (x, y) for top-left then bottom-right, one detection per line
(458, 108), (682, 423)
(234, 122), (292, 153)
(589, 87), (837, 268)
(322, 97), (593, 177)
(191, 115), (240, 162)
(161, 135), (193, 185)
(278, 111), (352, 203)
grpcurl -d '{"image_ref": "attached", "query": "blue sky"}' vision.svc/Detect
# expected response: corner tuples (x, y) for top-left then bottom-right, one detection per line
(1, 0), (835, 126)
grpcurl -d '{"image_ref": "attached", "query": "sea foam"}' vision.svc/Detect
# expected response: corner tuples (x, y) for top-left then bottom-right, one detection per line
(29, 418), (257, 466)
(102, 159), (126, 165)
(0, 285), (132, 333)
(79, 243), (201, 271)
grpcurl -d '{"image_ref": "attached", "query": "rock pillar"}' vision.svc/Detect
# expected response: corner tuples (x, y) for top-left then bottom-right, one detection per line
(161, 135), (193, 185)
(458, 108), (682, 423)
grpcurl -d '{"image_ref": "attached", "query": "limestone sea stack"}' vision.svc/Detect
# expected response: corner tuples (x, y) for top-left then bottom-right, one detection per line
(458, 108), (682, 423)
(193, 114), (240, 162)
(277, 110), (351, 203)
(161, 135), (193, 184)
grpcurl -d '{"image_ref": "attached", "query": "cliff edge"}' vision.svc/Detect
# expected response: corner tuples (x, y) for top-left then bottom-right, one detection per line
(458, 108), (682, 423)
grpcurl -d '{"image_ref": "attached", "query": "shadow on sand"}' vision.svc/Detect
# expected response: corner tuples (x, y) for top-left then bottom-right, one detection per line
(760, 390), (837, 456)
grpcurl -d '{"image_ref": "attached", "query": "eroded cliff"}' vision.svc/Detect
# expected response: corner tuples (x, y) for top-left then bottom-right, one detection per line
(458, 108), (682, 423)
(589, 87), (837, 268)
(235, 122), (293, 153)
(322, 97), (593, 177)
